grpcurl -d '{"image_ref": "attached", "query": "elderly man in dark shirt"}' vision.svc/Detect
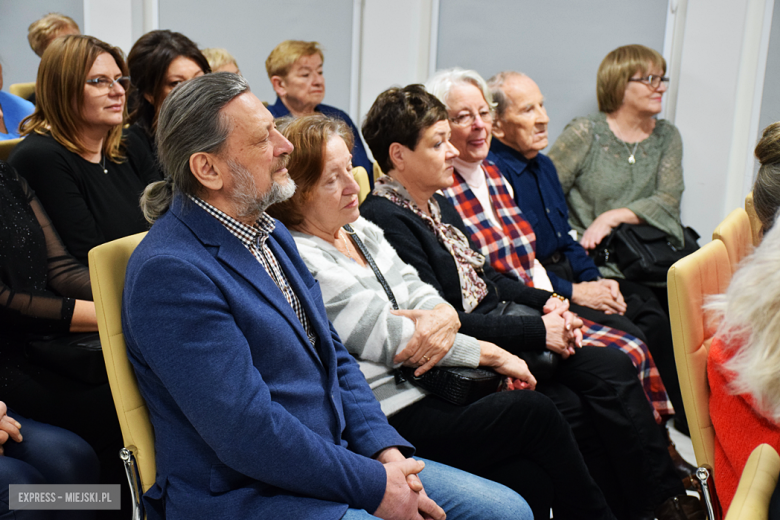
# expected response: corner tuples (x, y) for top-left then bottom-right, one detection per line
(486, 71), (691, 443)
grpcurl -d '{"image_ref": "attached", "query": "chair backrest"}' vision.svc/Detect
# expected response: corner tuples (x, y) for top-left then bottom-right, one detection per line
(9, 82), (35, 100)
(0, 138), (23, 162)
(353, 166), (371, 204)
(712, 208), (753, 274)
(668, 239), (732, 468)
(744, 191), (763, 247)
(373, 161), (384, 183)
(725, 444), (780, 520)
(89, 232), (155, 493)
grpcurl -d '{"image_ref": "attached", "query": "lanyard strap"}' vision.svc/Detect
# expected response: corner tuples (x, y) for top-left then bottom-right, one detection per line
(343, 224), (399, 310)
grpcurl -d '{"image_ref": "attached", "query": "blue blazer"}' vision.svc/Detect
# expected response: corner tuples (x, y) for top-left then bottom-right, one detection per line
(122, 194), (412, 519)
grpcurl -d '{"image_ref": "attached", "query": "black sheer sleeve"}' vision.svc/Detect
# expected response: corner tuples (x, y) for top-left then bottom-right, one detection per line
(0, 161), (91, 336)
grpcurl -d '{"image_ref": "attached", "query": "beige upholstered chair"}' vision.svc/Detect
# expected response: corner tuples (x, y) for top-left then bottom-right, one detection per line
(744, 192), (763, 247)
(668, 239), (732, 518)
(668, 239), (732, 467)
(353, 166), (371, 204)
(373, 161), (384, 183)
(8, 82), (35, 100)
(0, 138), (23, 162)
(89, 232), (152, 520)
(725, 444), (780, 520)
(712, 208), (753, 274)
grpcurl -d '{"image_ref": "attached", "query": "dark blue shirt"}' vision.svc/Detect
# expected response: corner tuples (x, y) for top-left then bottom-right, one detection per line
(267, 97), (373, 188)
(489, 139), (601, 298)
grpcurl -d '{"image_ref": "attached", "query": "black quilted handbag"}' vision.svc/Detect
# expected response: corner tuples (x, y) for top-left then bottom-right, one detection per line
(593, 224), (700, 283)
(395, 366), (501, 406)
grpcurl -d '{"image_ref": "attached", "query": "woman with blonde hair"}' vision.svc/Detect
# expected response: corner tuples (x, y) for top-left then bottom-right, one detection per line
(9, 35), (160, 266)
(549, 44), (685, 292)
(265, 40), (374, 179)
(27, 12), (80, 57)
(202, 47), (240, 74)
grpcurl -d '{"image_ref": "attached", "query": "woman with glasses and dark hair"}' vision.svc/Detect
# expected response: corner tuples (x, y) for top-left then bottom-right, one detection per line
(8, 34), (160, 266)
(126, 30), (210, 179)
(548, 44), (683, 291)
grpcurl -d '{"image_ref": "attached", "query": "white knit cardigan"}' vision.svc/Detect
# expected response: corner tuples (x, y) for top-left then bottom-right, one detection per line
(292, 217), (481, 416)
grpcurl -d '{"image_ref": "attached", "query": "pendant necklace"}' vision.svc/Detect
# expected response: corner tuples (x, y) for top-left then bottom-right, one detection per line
(610, 116), (642, 165)
(340, 230), (357, 263)
(101, 154), (108, 174)
(622, 140), (640, 165)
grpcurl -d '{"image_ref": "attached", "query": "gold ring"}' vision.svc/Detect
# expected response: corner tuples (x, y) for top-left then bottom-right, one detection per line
(423, 356), (431, 362)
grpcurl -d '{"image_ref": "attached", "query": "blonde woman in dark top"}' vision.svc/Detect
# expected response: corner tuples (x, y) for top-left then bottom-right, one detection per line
(9, 35), (160, 266)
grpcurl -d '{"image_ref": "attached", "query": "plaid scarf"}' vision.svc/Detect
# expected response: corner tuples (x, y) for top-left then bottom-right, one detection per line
(442, 161), (537, 286)
(374, 176), (488, 312)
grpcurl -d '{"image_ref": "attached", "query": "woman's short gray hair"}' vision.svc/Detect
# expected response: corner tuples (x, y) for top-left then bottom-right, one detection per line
(425, 67), (496, 112)
(140, 72), (250, 222)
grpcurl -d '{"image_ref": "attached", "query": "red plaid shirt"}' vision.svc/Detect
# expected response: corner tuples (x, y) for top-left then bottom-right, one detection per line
(443, 161), (537, 286)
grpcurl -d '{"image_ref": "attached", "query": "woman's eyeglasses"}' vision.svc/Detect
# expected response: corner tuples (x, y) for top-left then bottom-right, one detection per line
(85, 76), (131, 91)
(449, 109), (493, 127)
(628, 75), (670, 89)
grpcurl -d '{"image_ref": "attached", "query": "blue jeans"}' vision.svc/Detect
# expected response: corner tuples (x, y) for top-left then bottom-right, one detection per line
(0, 411), (100, 520)
(340, 457), (532, 520)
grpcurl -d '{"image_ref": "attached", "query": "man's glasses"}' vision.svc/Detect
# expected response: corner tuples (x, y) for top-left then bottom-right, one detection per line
(628, 75), (670, 89)
(85, 76), (131, 91)
(449, 109), (493, 127)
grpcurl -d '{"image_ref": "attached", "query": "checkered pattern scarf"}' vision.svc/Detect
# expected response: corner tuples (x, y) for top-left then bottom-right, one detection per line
(442, 161), (537, 286)
(374, 176), (488, 312)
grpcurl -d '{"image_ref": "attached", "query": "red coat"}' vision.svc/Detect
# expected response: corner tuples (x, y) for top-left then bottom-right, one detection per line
(709, 336), (780, 511)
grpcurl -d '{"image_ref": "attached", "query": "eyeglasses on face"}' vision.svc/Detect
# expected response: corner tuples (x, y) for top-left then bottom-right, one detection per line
(449, 109), (493, 127)
(85, 76), (131, 91)
(627, 75), (670, 89)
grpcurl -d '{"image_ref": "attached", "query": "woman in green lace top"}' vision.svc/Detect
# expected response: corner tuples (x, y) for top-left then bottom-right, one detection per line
(548, 44), (684, 281)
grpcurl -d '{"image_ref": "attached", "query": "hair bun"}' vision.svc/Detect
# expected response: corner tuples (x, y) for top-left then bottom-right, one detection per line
(755, 122), (780, 166)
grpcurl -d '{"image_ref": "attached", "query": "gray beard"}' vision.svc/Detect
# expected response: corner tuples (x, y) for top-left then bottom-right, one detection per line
(229, 159), (296, 221)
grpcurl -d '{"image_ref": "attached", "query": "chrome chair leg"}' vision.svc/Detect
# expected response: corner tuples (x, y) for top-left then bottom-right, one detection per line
(120, 447), (144, 520)
(695, 466), (720, 520)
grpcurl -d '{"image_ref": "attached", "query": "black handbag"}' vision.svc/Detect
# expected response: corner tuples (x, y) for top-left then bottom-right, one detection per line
(344, 224), (503, 406)
(395, 366), (502, 406)
(593, 224), (700, 283)
(25, 332), (108, 385)
(489, 301), (560, 381)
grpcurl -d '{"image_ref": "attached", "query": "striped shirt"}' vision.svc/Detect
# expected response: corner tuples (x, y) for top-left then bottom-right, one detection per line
(190, 195), (317, 346)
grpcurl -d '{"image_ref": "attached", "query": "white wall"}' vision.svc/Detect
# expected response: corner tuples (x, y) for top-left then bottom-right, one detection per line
(674, 0), (774, 241)
(358, 0), (434, 126)
(0, 0), (84, 86)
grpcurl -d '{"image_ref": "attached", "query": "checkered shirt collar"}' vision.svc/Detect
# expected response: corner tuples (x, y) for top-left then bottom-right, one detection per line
(188, 195), (276, 247)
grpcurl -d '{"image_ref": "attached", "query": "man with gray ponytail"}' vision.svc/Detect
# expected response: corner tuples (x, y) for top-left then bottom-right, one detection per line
(121, 73), (525, 520)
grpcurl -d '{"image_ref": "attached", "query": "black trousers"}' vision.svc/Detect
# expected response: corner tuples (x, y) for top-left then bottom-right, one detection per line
(559, 284), (688, 434)
(545, 257), (686, 431)
(529, 346), (683, 520)
(617, 279), (686, 432)
(389, 388), (615, 520)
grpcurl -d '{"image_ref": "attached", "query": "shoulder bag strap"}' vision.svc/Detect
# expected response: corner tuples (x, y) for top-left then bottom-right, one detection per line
(343, 224), (399, 310)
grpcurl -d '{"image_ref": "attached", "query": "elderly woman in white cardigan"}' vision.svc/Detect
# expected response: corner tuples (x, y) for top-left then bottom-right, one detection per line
(266, 113), (619, 520)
